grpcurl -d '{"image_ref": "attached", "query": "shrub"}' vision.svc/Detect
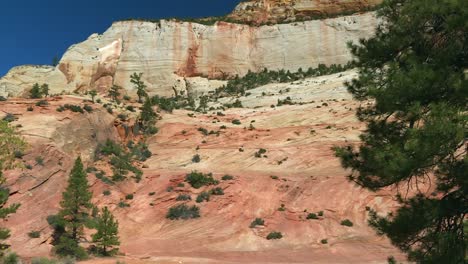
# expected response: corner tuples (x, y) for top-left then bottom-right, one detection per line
(196, 191), (211, 203)
(255, 148), (267, 158)
(166, 204), (200, 220)
(35, 156), (44, 166)
(221, 175), (234, 181)
(26, 164), (33, 170)
(166, 186), (174, 192)
(2, 113), (15, 123)
(83, 105), (93, 113)
(177, 182), (185, 187)
(126, 105), (135, 112)
(3, 253), (20, 264)
(270, 175), (279, 180)
(28, 230), (41, 238)
(250, 218), (265, 228)
(210, 187), (224, 195)
(176, 194), (191, 201)
(123, 95), (131, 101)
(220, 125), (227, 129)
(118, 201), (130, 208)
(266, 232), (283, 240)
(192, 154), (201, 163)
(148, 192), (156, 196)
(103, 190), (111, 196)
(125, 194), (134, 200)
(340, 219), (353, 227)
(0, 96), (6, 101)
(35, 100), (49, 106)
(307, 213), (318, 220)
(197, 127), (209, 136)
(231, 119), (241, 125)
(14, 150), (24, 159)
(321, 239), (328, 244)
(278, 204), (286, 211)
(318, 211), (324, 216)
(185, 171), (218, 189)
(27, 106), (34, 111)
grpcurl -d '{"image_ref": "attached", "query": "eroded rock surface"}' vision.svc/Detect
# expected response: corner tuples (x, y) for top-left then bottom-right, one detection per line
(1, 72), (406, 263)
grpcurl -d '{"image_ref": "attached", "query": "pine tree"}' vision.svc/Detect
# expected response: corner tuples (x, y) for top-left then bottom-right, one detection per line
(52, 55), (60, 67)
(53, 157), (93, 259)
(334, 0), (467, 263)
(30, 83), (42, 99)
(108, 85), (121, 103)
(41, 84), (49, 97)
(0, 121), (25, 255)
(130, 72), (148, 103)
(89, 90), (98, 103)
(92, 207), (120, 256)
(139, 100), (158, 135)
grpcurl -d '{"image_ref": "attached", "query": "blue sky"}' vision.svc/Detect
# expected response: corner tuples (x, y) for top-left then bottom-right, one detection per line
(0, 0), (241, 76)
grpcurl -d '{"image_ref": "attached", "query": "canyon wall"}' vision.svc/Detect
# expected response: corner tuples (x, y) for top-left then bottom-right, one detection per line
(0, 6), (378, 98)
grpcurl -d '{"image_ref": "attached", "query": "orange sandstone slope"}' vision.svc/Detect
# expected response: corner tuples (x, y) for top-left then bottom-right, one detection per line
(1, 71), (406, 263)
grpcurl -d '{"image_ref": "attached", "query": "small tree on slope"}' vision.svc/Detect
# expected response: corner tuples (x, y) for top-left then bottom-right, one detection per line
(53, 157), (93, 259)
(92, 206), (120, 256)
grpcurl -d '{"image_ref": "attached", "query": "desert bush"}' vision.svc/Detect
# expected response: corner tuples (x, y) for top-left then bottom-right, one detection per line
(321, 239), (328, 244)
(125, 194), (134, 200)
(266, 232), (283, 240)
(340, 219), (353, 227)
(306, 213), (318, 220)
(103, 190), (111, 196)
(185, 171), (218, 189)
(231, 119), (241, 125)
(28, 230), (41, 238)
(36, 100), (49, 106)
(196, 191), (211, 203)
(221, 175), (234, 181)
(250, 218), (265, 228)
(176, 194), (191, 201)
(83, 105), (93, 113)
(166, 204), (200, 220)
(210, 187), (224, 195)
(197, 127), (209, 136)
(189, 154), (201, 164)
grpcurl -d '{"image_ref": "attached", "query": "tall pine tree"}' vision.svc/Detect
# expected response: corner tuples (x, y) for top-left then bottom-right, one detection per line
(92, 207), (120, 256)
(130, 72), (148, 103)
(53, 157), (93, 259)
(0, 121), (25, 256)
(334, 0), (467, 263)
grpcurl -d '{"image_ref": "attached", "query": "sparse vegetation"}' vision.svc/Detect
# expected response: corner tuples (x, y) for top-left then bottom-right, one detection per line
(321, 239), (328, 244)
